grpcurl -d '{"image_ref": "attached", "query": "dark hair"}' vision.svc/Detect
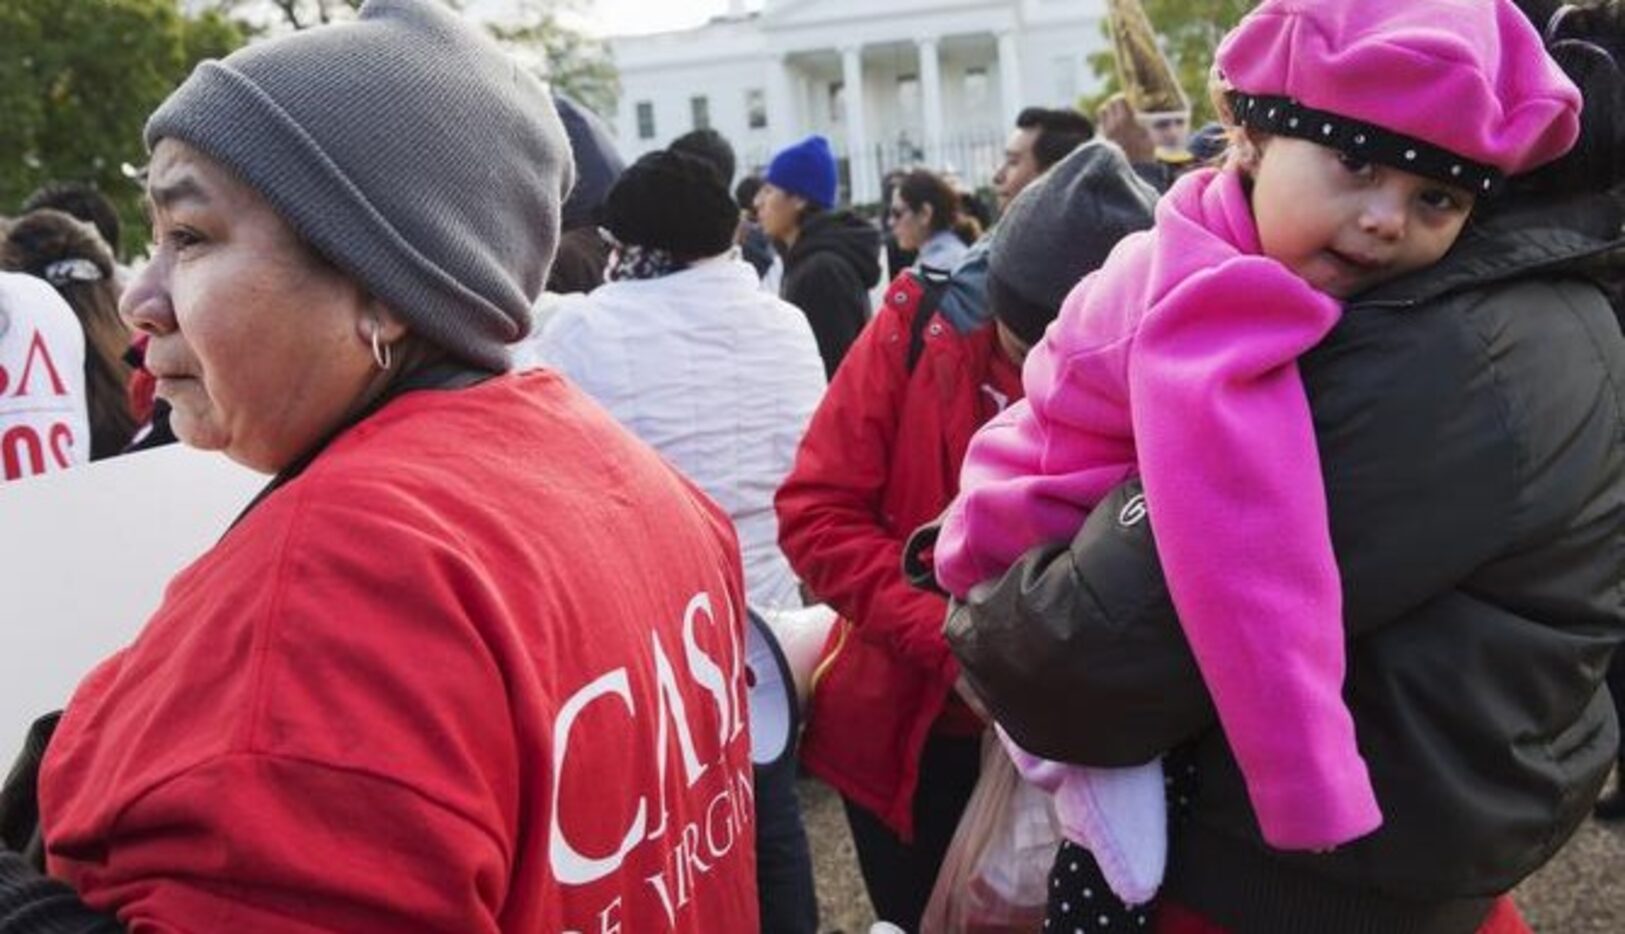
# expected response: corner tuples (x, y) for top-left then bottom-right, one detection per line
(1015, 107), (1096, 172)
(0, 210), (135, 458)
(545, 226), (611, 295)
(1503, 0), (1625, 202)
(734, 175), (763, 213)
(896, 170), (957, 233)
(794, 201), (825, 229)
(960, 189), (995, 231)
(897, 169), (982, 245)
(669, 128), (737, 188)
(22, 182), (121, 258)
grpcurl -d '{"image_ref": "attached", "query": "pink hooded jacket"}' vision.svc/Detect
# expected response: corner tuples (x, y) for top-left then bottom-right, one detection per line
(935, 166), (1381, 849)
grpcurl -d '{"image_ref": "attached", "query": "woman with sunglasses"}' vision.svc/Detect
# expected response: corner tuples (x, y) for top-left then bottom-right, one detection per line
(888, 169), (981, 273)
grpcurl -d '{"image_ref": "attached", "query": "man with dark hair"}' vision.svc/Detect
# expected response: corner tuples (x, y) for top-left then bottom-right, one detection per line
(927, 106), (1095, 335)
(21, 182), (121, 258)
(994, 107), (1095, 210)
(670, 127), (737, 188)
(734, 174), (763, 216)
(756, 135), (881, 378)
(733, 175), (777, 280)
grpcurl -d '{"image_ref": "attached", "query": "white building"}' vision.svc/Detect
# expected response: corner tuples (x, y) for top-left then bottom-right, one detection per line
(610, 0), (1110, 204)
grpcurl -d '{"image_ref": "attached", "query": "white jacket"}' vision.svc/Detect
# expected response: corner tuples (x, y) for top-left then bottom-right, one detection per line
(0, 272), (89, 483)
(527, 258), (826, 611)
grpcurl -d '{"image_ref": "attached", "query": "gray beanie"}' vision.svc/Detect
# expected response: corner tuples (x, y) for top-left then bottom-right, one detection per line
(145, 0), (574, 372)
(988, 140), (1158, 345)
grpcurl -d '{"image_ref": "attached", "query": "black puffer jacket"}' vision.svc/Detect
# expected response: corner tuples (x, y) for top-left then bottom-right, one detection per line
(780, 211), (881, 378)
(947, 191), (1625, 934)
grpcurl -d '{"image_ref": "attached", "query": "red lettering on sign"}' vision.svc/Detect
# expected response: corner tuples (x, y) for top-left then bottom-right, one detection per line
(2, 426), (46, 480)
(0, 423), (74, 480)
(13, 329), (69, 398)
(49, 423), (74, 469)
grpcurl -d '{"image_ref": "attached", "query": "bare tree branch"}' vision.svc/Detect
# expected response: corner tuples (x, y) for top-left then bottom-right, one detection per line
(270, 0), (305, 30)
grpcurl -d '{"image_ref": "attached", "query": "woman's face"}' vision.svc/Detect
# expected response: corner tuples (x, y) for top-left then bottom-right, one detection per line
(889, 193), (934, 252)
(121, 139), (388, 473)
(754, 183), (804, 242)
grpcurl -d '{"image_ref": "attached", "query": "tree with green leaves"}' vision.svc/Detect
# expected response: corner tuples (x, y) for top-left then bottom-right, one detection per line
(1085, 0), (1255, 125)
(267, 0), (365, 29)
(488, 2), (619, 119)
(255, 0), (618, 120)
(0, 0), (250, 257)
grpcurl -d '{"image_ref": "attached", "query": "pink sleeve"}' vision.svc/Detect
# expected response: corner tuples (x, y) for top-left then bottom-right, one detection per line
(1129, 259), (1380, 850)
(934, 296), (1134, 598)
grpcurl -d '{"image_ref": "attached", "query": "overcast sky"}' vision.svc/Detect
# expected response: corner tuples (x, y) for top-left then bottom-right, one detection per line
(468, 0), (761, 37)
(589, 0), (756, 36)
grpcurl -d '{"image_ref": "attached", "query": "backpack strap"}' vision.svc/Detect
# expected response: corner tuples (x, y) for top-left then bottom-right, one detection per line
(906, 267), (953, 374)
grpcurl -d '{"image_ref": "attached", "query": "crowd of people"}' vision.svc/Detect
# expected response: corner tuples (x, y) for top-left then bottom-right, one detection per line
(0, 0), (1623, 932)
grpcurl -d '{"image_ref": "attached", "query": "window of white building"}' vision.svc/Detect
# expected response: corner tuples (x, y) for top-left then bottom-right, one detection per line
(691, 95), (711, 131)
(636, 101), (656, 140)
(964, 67), (989, 109)
(829, 81), (847, 124)
(897, 73), (920, 123)
(746, 89), (767, 129)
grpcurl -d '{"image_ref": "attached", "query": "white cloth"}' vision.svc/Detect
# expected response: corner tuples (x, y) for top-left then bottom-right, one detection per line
(762, 253), (784, 297)
(1001, 728), (1166, 906)
(527, 258), (826, 611)
(512, 291), (591, 370)
(0, 272), (89, 483)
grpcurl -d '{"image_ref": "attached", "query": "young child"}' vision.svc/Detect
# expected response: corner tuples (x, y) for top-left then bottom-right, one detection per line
(933, 0), (1582, 910)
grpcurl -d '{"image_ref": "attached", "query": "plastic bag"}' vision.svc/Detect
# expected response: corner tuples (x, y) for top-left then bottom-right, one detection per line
(920, 731), (1062, 933)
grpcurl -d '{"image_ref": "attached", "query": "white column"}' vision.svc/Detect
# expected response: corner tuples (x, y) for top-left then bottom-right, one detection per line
(918, 37), (944, 169)
(766, 54), (797, 150)
(840, 44), (873, 204)
(997, 31), (1023, 130)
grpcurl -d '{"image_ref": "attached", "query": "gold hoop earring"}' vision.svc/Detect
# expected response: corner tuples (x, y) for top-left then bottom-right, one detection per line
(370, 318), (393, 371)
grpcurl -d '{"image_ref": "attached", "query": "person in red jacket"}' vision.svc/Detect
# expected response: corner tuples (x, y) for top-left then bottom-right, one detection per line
(775, 143), (1157, 929)
(0, 2), (758, 931)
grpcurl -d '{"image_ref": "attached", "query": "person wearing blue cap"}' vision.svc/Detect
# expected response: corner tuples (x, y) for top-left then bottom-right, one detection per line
(755, 135), (881, 378)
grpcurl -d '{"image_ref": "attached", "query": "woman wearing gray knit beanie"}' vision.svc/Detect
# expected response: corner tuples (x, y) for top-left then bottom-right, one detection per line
(0, 1), (760, 930)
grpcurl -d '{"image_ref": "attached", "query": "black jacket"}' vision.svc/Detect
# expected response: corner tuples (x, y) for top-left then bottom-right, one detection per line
(947, 191), (1625, 934)
(780, 211), (881, 378)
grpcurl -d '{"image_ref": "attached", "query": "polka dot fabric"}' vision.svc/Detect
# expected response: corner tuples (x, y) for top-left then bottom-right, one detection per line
(1043, 751), (1199, 930)
(1044, 842), (1153, 930)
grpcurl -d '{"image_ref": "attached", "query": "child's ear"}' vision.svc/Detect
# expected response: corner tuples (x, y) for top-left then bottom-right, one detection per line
(1229, 127), (1264, 174)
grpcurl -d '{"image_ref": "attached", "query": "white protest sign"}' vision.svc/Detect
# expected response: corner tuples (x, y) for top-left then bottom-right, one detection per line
(0, 444), (264, 759)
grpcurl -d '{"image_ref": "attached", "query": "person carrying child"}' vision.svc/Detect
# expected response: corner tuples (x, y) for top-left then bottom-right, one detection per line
(932, 0), (1582, 922)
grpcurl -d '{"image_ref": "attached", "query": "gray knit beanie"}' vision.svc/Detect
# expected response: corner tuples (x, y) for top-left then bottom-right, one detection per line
(145, 0), (574, 372)
(988, 140), (1158, 345)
